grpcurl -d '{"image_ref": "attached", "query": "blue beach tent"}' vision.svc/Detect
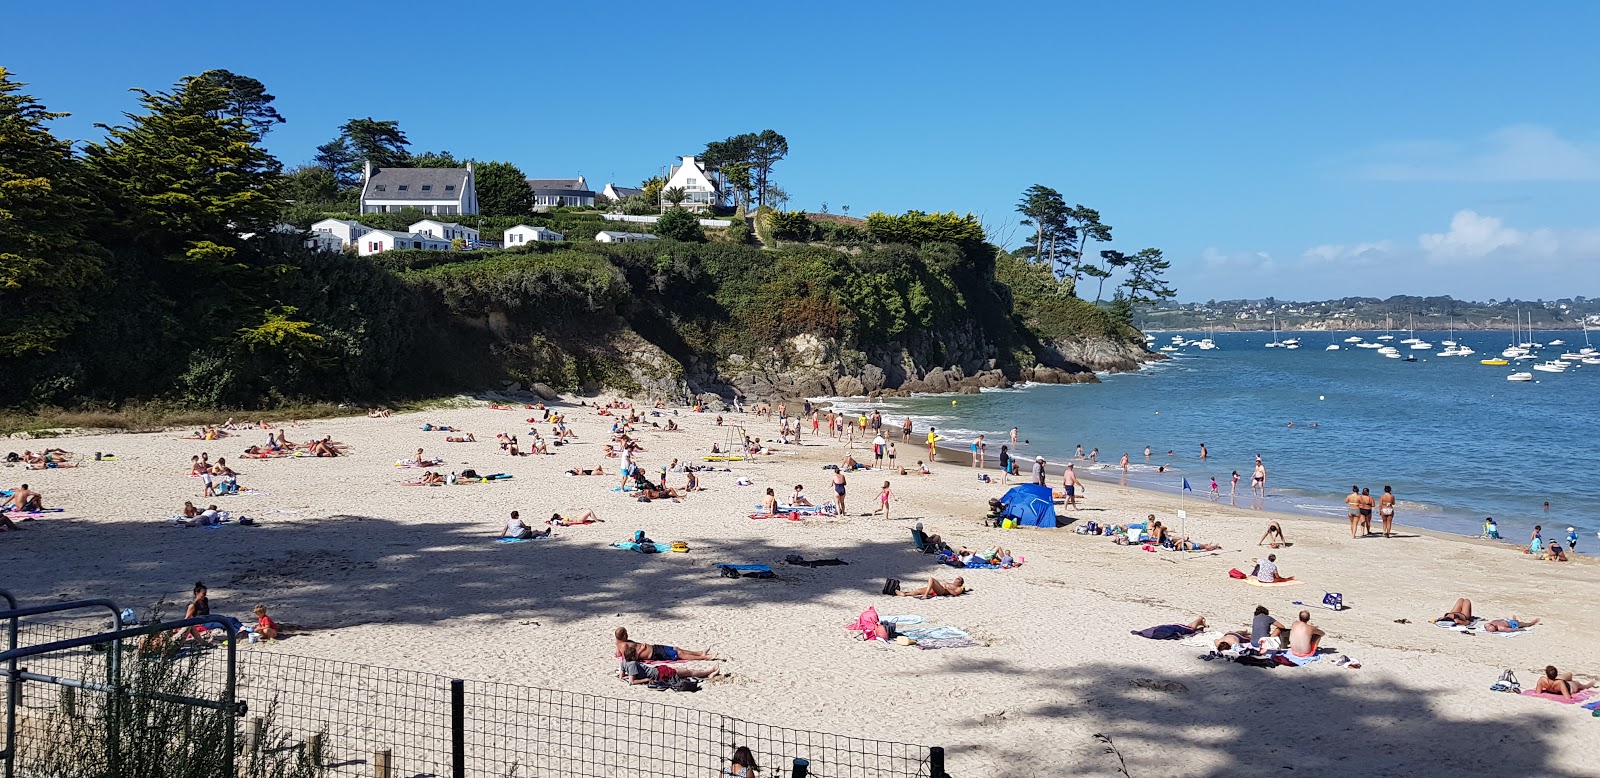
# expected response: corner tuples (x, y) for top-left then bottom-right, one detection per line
(1000, 484), (1058, 528)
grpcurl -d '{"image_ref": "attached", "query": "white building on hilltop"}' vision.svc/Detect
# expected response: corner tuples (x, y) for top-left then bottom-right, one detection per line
(662, 156), (718, 211)
(595, 231), (658, 244)
(408, 219), (480, 244)
(360, 161), (478, 215)
(310, 218), (371, 249)
(358, 230), (452, 256)
(504, 225), (564, 246)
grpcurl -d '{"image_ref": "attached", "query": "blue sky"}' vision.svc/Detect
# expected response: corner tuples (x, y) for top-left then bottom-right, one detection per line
(8, 2), (1598, 301)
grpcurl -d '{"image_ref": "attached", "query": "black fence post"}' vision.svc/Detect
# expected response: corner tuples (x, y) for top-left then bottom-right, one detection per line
(450, 679), (464, 778)
(930, 746), (946, 777)
(790, 757), (809, 778)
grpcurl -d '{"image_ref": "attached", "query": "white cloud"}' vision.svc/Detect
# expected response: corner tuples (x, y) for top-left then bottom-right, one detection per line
(1417, 209), (1560, 262)
(1202, 247), (1275, 273)
(1302, 241), (1394, 265)
(1354, 125), (1600, 182)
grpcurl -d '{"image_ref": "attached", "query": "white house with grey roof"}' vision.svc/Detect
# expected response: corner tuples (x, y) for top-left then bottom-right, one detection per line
(663, 156), (719, 211)
(360, 161), (477, 216)
(528, 176), (595, 208)
(408, 219), (479, 243)
(310, 217), (371, 249)
(602, 183), (645, 203)
(504, 225), (563, 245)
(357, 230), (453, 256)
(594, 231), (658, 244)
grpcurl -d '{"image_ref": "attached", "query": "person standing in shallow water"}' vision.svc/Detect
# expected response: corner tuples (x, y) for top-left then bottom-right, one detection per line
(1199, 442), (1208, 460)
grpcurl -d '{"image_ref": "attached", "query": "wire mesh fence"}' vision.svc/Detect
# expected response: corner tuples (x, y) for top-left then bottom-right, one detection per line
(6, 622), (941, 778)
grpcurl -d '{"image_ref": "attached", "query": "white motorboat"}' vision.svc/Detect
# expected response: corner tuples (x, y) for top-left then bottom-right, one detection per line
(1356, 342), (1382, 349)
(1550, 339), (1566, 346)
(1384, 352), (1402, 359)
(1325, 344), (1340, 351)
(1438, 346), (1464, 357)
(1410, 342), (1433, 350)
(1503, 347), (1528, 358)
(1159, 345), (1180, 353)
(1376, 335), (1395, 341)
(1506, 372), (1534, 382)
(1561, 352), (1585, 361)
(1584, 358), (1600, 366)
(1344, 336), (1364, 343)
(1532, 361), (1567, 374)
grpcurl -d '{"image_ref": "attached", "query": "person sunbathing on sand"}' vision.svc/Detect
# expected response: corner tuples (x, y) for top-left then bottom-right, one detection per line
(501, 511), (550, 540)
(445, 433), (476, 443)
(1289, 611), (1324, 657)
(1483, 616), (1540, 633)
(620, 643), (720, 686)
(566, 464), (607, 476)
(548, 509), (604, 526)
(1536, 666), (1594, 698)
(4, 484), (43, 512)
(791, 485), (813, 507)
(419, 471), (445, 485)
(307, 438), (338, 457)
(1437, 598), (1475, 626)
(1174, 536), (1222, 552)
(1249, 554), (1292, 583)
(182, 501), (200, 519)
(887, 576), (966, 597)
(613, 627), (718, 662)
(1214, 629), (1254, 651)
(274, 430), (294, 449)
(1258, 521), (1289, 548)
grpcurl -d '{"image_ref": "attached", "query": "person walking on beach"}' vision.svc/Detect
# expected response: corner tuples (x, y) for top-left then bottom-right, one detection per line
(812, 411), (820, 436)
(1119, 452), (1129, 473)
(901, 416), (913, 442)
(972, 435), (986, 469)
(1032, 455), (1046, 486)
(1345, 486), (1363, 539)
(1010, 427), (1019, 446)
(871, 411), (882, 434)
(926, 428), (940, 461)
(872, 433), (887, 468)
(832, 468), (848, 515)
(1062, 464), (1084, 509)
(1359, 488), (1375, 536)
(1379, 485), (1396, 538)
(1252, 459), (1267, 499)
(1209, 477), (1219, 500)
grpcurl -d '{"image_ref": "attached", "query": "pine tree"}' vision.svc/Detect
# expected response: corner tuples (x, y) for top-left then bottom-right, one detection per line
(0, 67), (108, 356)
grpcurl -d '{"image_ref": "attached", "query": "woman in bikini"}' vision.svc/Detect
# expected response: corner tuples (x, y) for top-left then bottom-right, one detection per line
(1214, 629), (1253, 651)
(1438, 598), (1475, 626)
(548, 509), (604, 526)
(1378, 485), (1396, 538)
(1536, 666), (1594, 698)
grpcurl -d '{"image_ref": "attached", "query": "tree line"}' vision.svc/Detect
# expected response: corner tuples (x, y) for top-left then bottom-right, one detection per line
(1015, 184), (1175, 315)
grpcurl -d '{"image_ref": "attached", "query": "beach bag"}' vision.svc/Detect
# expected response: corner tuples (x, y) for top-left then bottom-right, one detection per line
(1228, 568), (1248, 579)
(1490, 669), (1520, 693)
(1322, 592), (1344, 611)
(668, 676), (701, 692)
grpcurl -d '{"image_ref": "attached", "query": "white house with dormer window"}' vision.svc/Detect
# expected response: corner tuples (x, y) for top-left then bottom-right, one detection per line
(408, 219), (480, 244)
(360, 161), (477, 215)
(504, 225), (563, 245)
(358, 230), (452, 256)
(663, 156), (719, 211)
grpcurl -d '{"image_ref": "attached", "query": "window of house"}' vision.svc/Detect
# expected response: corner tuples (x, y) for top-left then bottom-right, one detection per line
(368, 242), (380, 252)
(398, 185), (409, 191)
(422, 185), (432, 191)
(375, 185), (387, 192)
(446, 184), (456, 191)
(687, 178), (698, 187)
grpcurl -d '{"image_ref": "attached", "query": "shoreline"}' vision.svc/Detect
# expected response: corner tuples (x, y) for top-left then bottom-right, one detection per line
(816, 398), (1586, 557)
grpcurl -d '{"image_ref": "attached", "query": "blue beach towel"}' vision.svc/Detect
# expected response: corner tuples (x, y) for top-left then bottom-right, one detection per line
(881, 615), (926, 626)
(497, 536), (549, 544)
(898, 626), (970, 641)
(716, 563), (775, 579)
(611, 541), (673, 553)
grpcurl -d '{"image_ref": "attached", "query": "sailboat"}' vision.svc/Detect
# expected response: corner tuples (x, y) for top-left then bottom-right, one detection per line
(1502, 311), (1528, 359)
(1264, 316), (1282, 348)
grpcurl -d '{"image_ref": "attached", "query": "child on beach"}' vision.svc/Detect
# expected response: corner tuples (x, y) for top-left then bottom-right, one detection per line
(1482, 517), (1501, 539)
(871, 481), (892, 518)
(1209, 477), (1219, 500)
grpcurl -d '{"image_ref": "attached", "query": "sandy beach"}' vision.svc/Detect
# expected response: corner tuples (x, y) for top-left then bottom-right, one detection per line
(4, 400), (1598, 777)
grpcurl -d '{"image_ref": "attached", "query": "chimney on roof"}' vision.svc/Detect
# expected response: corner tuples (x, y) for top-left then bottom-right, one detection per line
(363, 159), (372, 182)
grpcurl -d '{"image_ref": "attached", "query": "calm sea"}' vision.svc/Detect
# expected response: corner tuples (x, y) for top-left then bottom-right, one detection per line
(823, 329), (1600, 551)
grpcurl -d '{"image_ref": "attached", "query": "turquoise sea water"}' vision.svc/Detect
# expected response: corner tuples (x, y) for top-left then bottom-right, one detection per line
(824, 329), (1600, 552)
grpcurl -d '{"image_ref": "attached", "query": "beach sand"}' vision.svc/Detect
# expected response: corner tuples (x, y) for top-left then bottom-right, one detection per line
(3, 401), (1598, 777)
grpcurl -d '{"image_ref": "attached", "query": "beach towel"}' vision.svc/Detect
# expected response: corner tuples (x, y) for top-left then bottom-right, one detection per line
(748, 513), (804, 521)
(1132, 624), (1201, 641)
(1277, 651), (1323, 667)
(1434, 618), (1535, 636)
(1244, 578), (1301, 587)
(880, 615), (925, 626)
(1521, 689), (1597, 705)
(716, 563), (775, 579)
(496, 536), (549, 544)
(897, 626), (970, 641)
(914, 637), (983, 650)
(610, 541), (674, 553)
(783, 555), (848, 567)
(4, 509), (64, 519)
